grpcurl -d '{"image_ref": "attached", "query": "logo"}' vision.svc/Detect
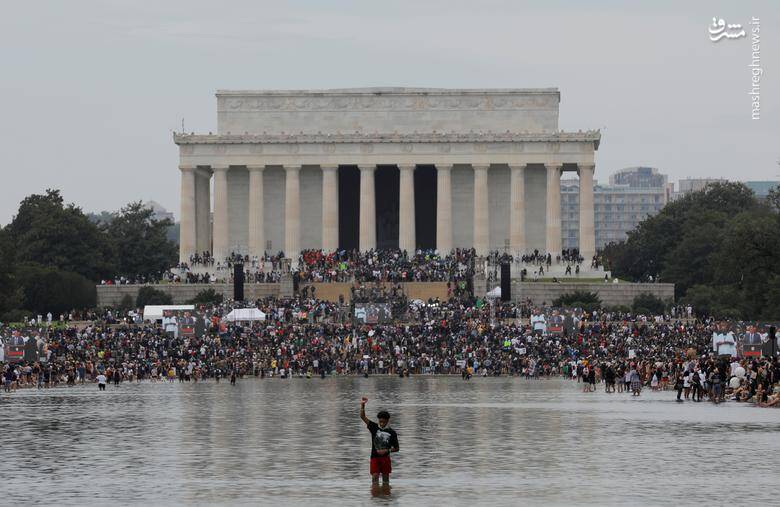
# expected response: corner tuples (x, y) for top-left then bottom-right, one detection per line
(709, 17), (746, 42)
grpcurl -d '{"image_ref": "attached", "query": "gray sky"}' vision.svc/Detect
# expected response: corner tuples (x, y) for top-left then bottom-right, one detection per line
(1, 0), (777, 223)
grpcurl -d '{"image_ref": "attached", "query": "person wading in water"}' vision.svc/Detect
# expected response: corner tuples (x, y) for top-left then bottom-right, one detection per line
(360, 396), (399, 489)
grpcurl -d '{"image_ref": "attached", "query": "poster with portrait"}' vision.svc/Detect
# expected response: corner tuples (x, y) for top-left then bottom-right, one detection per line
(161, 310), (178, 337)
(548, 311), (564, 335)
(3, 331), (26, 362)
(354, 303), (392, 324)
(173, 309), (197, 338)
(740, 325), (765, 357)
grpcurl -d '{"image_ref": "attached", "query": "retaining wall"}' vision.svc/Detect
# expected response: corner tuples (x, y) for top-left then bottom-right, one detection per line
(509, 281), (675, 307)
(96, 283), (280, 306)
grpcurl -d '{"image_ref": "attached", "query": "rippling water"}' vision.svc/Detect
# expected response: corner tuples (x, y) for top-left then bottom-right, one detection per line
(2, 377), (778, 506)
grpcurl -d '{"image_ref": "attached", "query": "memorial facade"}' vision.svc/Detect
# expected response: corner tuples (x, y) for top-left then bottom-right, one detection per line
(174, 88), (600, 264)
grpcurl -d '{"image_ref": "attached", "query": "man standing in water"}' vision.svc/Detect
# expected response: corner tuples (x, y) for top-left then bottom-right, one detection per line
(360, 397), (399, 486)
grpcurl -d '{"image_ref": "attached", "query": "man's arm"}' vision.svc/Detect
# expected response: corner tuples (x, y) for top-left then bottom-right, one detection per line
(390, 432), (399, 453)
(360, 397), (371, 425)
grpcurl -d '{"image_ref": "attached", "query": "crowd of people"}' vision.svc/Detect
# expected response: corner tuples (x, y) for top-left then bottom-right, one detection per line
(2, 296), (777, 408)
(101, 246), (621, 289)
(294, 249), (476, 283)
(101, 249), (479, 286)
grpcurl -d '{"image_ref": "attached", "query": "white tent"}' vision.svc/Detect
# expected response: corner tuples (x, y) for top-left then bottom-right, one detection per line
(143, 305), (194, 322)
(487, 286), (501, 298)
(225, 308), (266, 322)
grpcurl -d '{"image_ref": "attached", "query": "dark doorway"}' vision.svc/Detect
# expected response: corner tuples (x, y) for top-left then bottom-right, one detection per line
(376, 166), (399, 249)
(338, 166), (359, 250)
(414, 165), (437, 250)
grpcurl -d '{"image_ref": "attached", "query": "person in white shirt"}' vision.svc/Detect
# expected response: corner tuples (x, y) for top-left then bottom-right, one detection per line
(530, 309), (546, 335)
(96, 373), (107, 391)
(712, 330), (737, 357)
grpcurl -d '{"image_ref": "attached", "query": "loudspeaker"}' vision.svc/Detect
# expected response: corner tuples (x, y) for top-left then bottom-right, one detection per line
(233, 263), (244, 301)
(500, 263), (511, 302)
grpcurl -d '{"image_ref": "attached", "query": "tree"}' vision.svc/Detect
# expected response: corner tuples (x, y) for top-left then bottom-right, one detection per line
(104, 202), (178, 279)
(659, 210), (727, 296)
(553, 291), (602, 312)
(0, 228), (22, 316)
(607, 182), (758, 287)
(710, 210), (780, 318)
(188, 288), (224, 305)
(5, 190), (115, 281)
(764, 276), (780, 319)
(15, 263), (96, 315)
(117, 294), (135, 311)
(632, 293), (667, 315)
(135, 286), (173, 307)
(767, 183), (780, 212)
(603, 182), (778, 319)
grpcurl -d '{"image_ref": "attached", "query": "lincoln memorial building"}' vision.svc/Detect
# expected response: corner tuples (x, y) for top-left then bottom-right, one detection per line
(174, 88), (600, 265)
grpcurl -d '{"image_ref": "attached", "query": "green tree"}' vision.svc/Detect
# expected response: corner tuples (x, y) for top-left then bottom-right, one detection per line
(135, 286), (173, 307)
(659, 210), (727, 295)
(117, 294), (135, 311)
(5, 189), (115, 281)
(188, 288), (224, 305)
(607, 182), (757, 287)
(711, 210), (780, 318)
(631, 293), (667, 315)
(15, 263), (96, 315)
(553, 290), (602, 312)
(603, 182), (778, 319)
(764, 275), (780, 319)
(0, 228), (23, 315)
(767, 183), (780, 212)
(104, 202), (178, 279)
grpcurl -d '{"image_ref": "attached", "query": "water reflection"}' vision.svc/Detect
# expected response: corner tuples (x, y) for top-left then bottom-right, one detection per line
(1, 377), (778, 505)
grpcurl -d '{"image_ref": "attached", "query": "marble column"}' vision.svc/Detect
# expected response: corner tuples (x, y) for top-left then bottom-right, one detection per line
(436, 164), (453, 254)
(195, 168), (211, 255)
(578, 163), (596, 261)
(179, 165), (196, 263)
(398, 164), (416, 253)
(358, 165), (376, 251)
(284, 165), (301, 262)
(247, 165), (265, 258)
(321, 165), (339, 251)
(545, 164), (562, 255)
(473, 164), (490, 256)
(212, 165), (230, 261)
(509, 164), (527, 256)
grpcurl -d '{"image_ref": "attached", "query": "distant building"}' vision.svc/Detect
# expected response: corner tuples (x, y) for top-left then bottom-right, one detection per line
(144, 200), (175, 222)
(744, 180), (779, 200)
(561, 166), (670, 250)
(559, 171), (777, 251)
(672, 177), (728, 200)
(609, 166), (667, 188)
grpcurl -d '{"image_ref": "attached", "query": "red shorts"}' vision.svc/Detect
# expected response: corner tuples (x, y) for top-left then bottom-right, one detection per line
(370, 456), (392, 475)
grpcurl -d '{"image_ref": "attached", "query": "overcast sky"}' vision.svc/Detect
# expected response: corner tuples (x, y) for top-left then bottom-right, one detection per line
(1, 0), (777, 223)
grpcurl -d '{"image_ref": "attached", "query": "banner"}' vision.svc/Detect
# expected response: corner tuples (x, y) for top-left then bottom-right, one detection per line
(160, 309), (210, 338)
(354, 303), (392, 324)
(1, 331), (48, 363)
(740, 325), (765, 357)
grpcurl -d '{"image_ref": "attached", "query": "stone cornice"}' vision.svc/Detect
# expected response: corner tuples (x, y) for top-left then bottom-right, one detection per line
(174, 131), (601, 149)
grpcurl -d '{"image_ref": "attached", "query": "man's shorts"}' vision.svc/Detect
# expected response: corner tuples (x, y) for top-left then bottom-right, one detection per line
(370, 456), (392, 475)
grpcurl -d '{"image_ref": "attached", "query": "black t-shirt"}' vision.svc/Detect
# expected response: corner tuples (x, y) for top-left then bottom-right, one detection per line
(366, 421), (399, 458)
